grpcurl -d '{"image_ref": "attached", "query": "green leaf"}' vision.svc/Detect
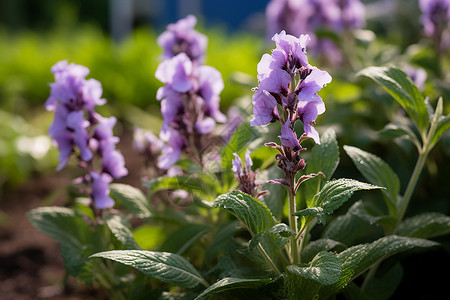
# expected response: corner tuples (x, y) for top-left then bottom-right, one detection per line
(214, 190), (276, 235)
(159, 223), (211, 255)
(194, 277), (273, 300)
(249, 223), (295, 252)
(318, 235), (438, 298)
(302, 128), (340, 206)
(396, 212), (450, 238)
(301, 239), (347, 263)
(344, 146), (400, 216)
(378, 122), (421, 150)
(204, 220), (240, 266)
(310, 179), (384, 224)
(89, 250), (208, 288)
(26, 207), (85, 250)
(286, 251), (342, 300)
(104, 214), (141, 250)
(258, 166), (287, 220)
(109, 183), (152, 218)
(143, 175), (217, 202)
(363, 263), (403, 300)
(322, 201), (385, 246)
(358, 66), (428, 131)
(431, 114), (450, 147)
(26, 207), (95, 281)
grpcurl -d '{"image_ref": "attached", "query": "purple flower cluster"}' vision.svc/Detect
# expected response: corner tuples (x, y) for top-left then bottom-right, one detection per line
(419, 0), (450, 52)
(266, 0), (365, 64)
(157, 14), (208, 64)
(251, 31), (331, 144)
(46, 60), (128, 209)
(420, 0), (450, 36)
(232, 150), (267, 198)
(155, 15), (226, 169)
(251, 31), (331, 178)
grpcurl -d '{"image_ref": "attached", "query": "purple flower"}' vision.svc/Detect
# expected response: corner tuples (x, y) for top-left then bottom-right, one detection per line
(90, 172), (114, 209)
(297, 100), (324, 144)
(133, 128), (164, 155)
(93, 116), (128, 179)
(155, 53), (193, 94)
(297, 67), (332, 102)
(66, 110), (93, 162)
(251, 31), (331, 144)
(198, 65), (227, 123)
(232, 153), (243, 174)
(419, 0), (450, 36)
(46, 60), (105, 112)
(158, 128), (186, 169)
(250, 89), (278, 126)
(279, 119), (301, 149)
(157, 15), (208, 63)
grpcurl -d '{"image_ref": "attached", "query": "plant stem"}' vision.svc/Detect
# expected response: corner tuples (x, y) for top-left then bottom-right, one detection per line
(287, 183), (299, 265)
(395, 151), (428, 227)
(258, 242), (282, 275)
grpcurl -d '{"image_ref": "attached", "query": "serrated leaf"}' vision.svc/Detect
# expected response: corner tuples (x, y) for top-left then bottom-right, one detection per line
(194, 277), (273, 300)
(90, 250), (208, 288)
(286, 251), (342, 300)
(159, 223), (211, 255)
(318, 235), (438, 298)
(109, 183), (151, 218)
(344, 146), (400, 216)
(26, 207), (95, 281)
(322, 201), (385, 246)
(358, 66), (428, 131)
(104, 214), (141, 250)
(314, 179), (384, 217)
(396, 212), (450, 238)
(301, 239), (347, 263)
(303, 128), (340, 206)
(26, 207), (85, 250)
(214, 191), (276, 235)
(249, 223), (294, 251)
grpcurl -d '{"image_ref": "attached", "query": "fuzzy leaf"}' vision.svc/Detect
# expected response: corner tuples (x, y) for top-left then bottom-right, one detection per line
(344, 146), (400, 216)
(301, 239), (347, 263)
(110, 183), (152, 218)
(396, 212), (450, 238)
(159, 223), (211, 255)
(358, 66), (428, 131)
(303, 128), (340, 206)
(286, 251), (342, 300)
(90, 250), (207, 288)
(312, 179), (384, 224)
(104, 214), (141, 250)
(214, 191), (276, 235)
(194, 277), (273, 300)
(318, 235), (438, 298)
(26, 207), (95, 282)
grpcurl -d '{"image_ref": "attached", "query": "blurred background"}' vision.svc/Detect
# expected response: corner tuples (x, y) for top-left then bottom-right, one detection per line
(0, 0), (449, 298)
